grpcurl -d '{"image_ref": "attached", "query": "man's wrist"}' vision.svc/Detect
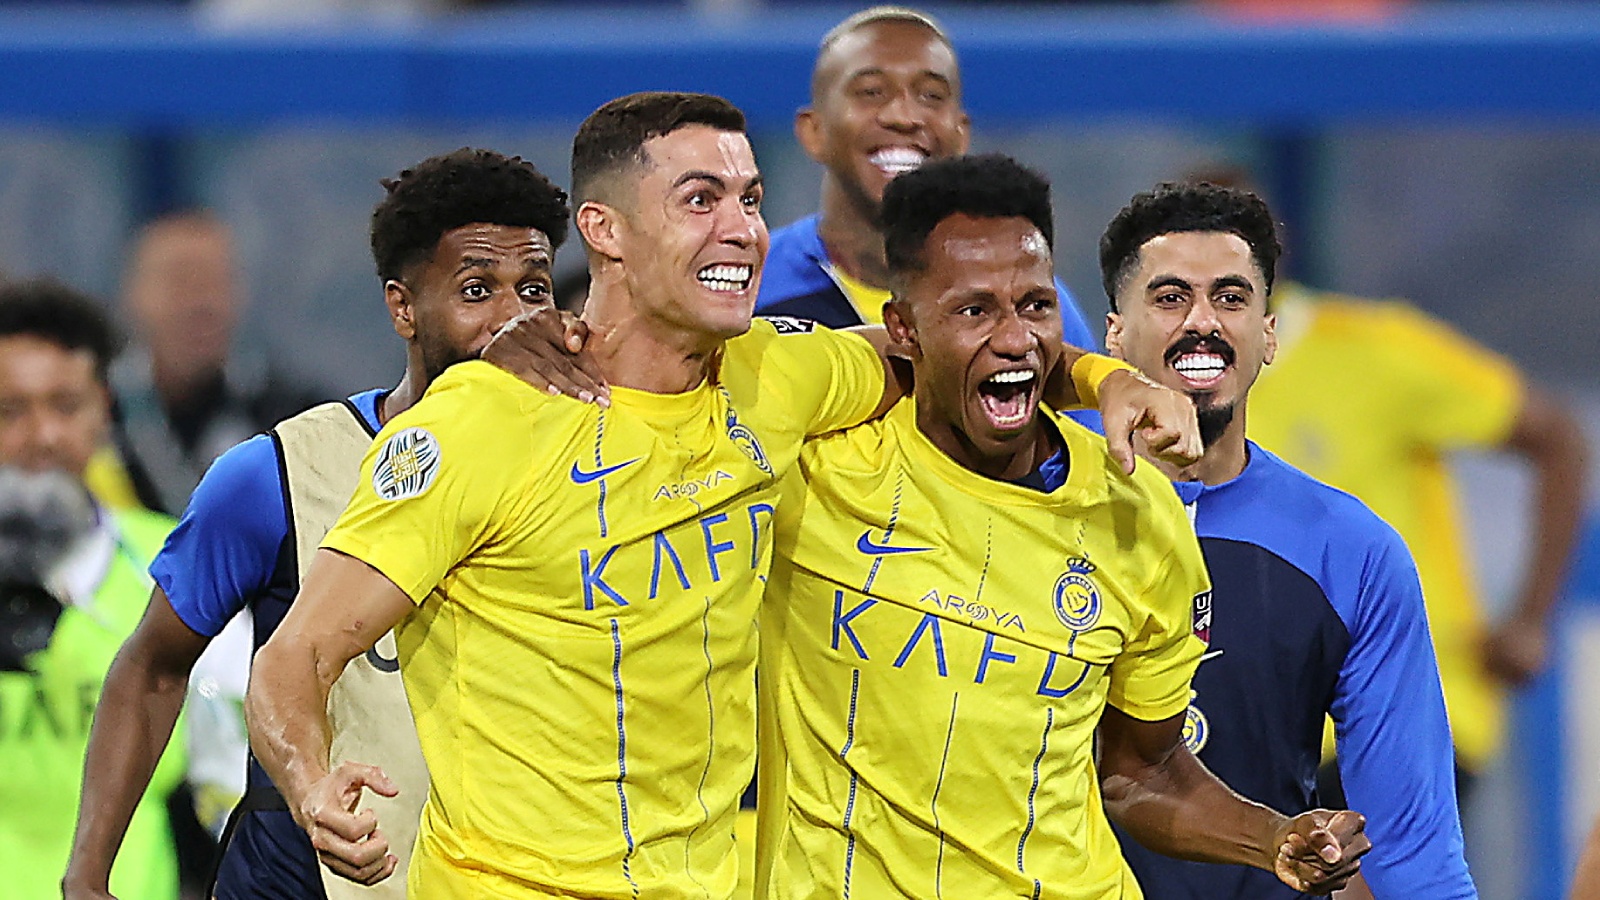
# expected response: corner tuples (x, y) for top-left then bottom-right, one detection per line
(1070, 353), (1137, 408)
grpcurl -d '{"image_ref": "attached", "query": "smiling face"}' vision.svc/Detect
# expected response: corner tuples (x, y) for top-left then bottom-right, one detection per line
(887, 213), (1061, 474)
(1105, 230), (1276, 445)
(799, 19), (969, 215)
(389, 222), (556, 381)
(611, 124), (767, 345)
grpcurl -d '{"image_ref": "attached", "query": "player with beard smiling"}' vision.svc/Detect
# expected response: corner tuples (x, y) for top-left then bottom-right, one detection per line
(1101, 182), (1476, 899)
(756, 156), (1368, 900)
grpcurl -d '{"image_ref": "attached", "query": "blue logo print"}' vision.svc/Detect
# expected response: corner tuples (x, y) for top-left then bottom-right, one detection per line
(855, 530), (933, 557)
(1052, 556), (1101, 631)
(720, 388), (772, 476)
(569, 458), (641, 485)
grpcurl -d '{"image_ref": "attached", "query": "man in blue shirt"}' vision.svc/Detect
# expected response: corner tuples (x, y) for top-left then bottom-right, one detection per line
(755, 6), (1100, 430)
(63, 148), (579, 900)
(1098, 181), (1476, 898)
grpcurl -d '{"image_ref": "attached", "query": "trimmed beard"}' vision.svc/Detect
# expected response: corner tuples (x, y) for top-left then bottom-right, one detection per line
(1195, 400), (1236, 449)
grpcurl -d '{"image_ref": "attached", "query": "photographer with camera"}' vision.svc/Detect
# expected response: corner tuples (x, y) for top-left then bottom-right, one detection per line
(0, 281), (183, 899)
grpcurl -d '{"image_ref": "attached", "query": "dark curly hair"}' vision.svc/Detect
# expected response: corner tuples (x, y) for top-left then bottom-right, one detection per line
(571, 92), (746, 207)
(881, 153), (1053, 278)
(1099, 181), (1280, 311)
(370, 148), (570, 283)
(0, 279), (120, 384)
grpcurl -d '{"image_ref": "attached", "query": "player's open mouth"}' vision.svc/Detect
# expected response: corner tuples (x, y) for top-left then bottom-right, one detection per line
(977, 368), (1039, 430)
(869, 147), (927, 176)
(697, 264), (753, 293)
(1171, 352), (1230, 389)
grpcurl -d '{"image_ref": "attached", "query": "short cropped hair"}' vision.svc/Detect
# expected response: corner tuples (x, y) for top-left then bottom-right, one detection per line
(370, 148), (570, 283)
(881, 153), (1054, 278)
(570, 92), (746, 207)
(1099, 182), (1281, 311)
(0, 280), (121, 384)
(813, 6), (955, 101)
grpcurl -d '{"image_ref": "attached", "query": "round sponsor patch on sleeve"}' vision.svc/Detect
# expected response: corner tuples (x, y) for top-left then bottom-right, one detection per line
(371, 427), (441, 501)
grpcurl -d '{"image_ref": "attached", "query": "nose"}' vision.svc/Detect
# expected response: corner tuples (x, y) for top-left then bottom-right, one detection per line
(717, 199), (763, 250)
(1182, 296), (1222, 337)
(989, 308), (1037, 358)
(877, 89), (921, 133)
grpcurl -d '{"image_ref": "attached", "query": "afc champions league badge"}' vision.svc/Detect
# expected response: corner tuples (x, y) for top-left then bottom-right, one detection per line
(1182, 692), (1210, 754)
(372, 426), (441, 501)
(1052, 556), (1102, 631)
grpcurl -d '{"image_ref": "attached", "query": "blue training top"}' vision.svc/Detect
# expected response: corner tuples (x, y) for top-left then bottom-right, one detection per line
(148, 390), (384, 899)
(1119, 443), (1476, 899)
(151, 389), (384, 637)
(756, 213), (1105, 432)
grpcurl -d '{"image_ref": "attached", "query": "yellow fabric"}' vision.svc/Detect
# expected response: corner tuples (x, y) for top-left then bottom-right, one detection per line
(1070, 353), (1137, 410)
(828, 265), (891, 326)
(84, 445), (146, 510)
(323, 320), (886, 900)
(1249, 284), (1524, 768)
(757, 401), (1209, 899)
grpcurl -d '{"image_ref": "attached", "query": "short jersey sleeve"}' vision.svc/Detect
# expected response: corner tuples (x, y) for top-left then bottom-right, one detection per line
(149, 434), (288, 637)
(1330, 524), (1476, 897)
(1105, 493), (1210, 721)
(743, 318), (886, 436)
(321, 363), (537, 603)
(1385, 304), (1523, 450)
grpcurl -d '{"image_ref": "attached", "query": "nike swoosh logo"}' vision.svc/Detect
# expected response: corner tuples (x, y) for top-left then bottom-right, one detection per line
(1199, 649), (1225, 664)
(855, 530), (933, 557)
(569, 458), (641, 484)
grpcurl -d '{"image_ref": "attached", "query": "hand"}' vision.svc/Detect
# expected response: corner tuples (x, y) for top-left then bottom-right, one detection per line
(293, 761), (401, 886)
(1272, 809), (1369, 895)
(1097, 369), (1202, 475)
(481, 307), (610, 406)
(1482, 613), (1549, 686)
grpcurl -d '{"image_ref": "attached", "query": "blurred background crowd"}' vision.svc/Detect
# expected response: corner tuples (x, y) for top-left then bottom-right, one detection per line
(0, 1), (1598, 898)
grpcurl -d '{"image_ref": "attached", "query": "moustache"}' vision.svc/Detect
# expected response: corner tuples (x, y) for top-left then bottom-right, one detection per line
(1165, 333), (1236, 366)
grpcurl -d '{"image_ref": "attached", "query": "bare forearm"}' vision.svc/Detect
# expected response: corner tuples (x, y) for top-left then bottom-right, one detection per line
(64, 647), (190, 890)
(244, 639), (337, 816)
(1102, 746), (1285, 869)
(1517, 408), (1587, 621)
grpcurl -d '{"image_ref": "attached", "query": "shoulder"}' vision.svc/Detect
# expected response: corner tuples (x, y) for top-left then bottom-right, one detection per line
(186, 434), (286, 519)
(758, 215), (835, 306)
(1213, 446), (1410, 591)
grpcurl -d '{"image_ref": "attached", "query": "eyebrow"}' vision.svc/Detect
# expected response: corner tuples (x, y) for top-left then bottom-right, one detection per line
(1145, 274), (1255, 293)
(846, 67), (952, 88)
(456, 257), (496, 275)
(672, 171), (764, 194)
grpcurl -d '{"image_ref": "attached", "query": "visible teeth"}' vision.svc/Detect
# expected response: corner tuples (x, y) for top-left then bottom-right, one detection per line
(1173, 354), (1227, 377)
(987, 370), (1035, 385)
(697, 264), (752, 292)
(869, 147), (927, 174)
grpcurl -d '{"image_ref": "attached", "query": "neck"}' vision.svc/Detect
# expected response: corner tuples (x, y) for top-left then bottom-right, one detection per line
(379, 361), (429, 425)
(1166, 414), (1250, 486)
(581, 279), (722, 394)
(149, 354), (224, 410)
(817, 176), (892, 288)
(918, 401), (1058, 484)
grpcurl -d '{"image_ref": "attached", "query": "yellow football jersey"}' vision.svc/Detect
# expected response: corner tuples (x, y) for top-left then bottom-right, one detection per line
(828, 265), (890, 326)
(1249, 284), (1523, 768)
(322, 319), (885, 900)
(757, 400), (1210, 899)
